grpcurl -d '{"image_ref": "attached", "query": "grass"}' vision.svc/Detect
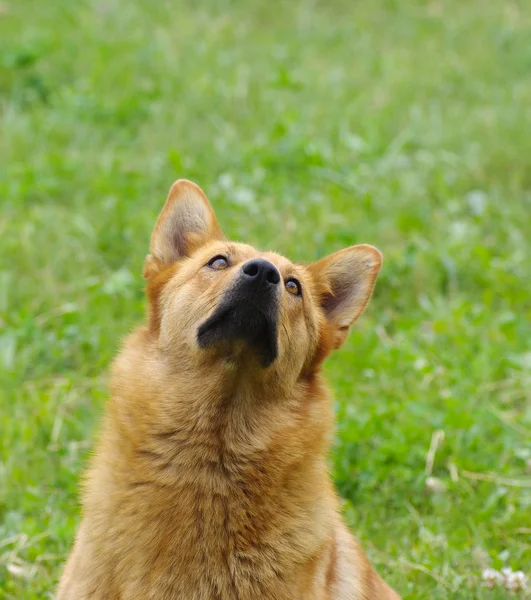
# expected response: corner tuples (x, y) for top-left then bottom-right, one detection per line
(1, 0), (531, 597)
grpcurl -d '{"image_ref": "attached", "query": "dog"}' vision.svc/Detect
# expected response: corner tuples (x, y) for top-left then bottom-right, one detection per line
(57, 179), (400, 599)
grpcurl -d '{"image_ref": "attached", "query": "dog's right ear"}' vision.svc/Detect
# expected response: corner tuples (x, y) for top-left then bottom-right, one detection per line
(143, 180), (224, 278)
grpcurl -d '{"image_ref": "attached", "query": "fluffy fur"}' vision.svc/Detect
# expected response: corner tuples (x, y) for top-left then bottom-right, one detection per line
(58, 180), (400, 600)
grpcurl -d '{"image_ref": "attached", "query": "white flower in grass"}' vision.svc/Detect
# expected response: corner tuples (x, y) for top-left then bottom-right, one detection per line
(483, 567), (528, 593)
(502, 567), (513, 578)
(504, 570), (528, 592)
(482, 568), (504, 589)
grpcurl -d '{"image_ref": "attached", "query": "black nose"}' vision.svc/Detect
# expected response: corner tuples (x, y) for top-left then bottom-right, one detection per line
(242, 259), (280, 286)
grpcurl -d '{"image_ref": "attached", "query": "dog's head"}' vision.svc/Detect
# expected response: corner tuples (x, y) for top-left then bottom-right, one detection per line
(143, 180), (381, 384)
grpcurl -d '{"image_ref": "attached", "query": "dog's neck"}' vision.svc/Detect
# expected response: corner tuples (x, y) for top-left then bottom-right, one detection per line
(108, 328), (333, 485)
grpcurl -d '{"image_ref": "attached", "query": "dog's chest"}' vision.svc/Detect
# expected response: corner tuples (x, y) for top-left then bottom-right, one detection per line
(117, 480), (311, 599)
(96, 395), (333, 600)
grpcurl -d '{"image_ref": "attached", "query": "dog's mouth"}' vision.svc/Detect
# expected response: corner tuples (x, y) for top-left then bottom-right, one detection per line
(197, 302), (278, 367)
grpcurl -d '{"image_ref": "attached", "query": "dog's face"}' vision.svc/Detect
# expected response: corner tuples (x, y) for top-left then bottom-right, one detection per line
(143, 180), (381, 384)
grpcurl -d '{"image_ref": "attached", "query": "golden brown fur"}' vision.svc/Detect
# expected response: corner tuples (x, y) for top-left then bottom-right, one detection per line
(58, 180), (400, 600)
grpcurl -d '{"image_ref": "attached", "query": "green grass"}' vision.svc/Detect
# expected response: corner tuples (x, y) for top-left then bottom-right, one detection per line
(1, 0), (531, 597)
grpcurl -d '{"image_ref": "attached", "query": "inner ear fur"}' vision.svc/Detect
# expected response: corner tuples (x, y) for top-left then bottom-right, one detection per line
(143, 179), (224, 279)
(309, 244), (382, 349)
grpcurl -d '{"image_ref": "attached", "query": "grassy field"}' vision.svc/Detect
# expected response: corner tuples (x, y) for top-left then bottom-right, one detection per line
(1, 0), (531, 597)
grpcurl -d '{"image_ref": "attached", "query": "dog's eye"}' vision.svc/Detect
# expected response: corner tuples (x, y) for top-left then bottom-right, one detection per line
(208, 255), (229, 270)
(285, 278), (301, 296)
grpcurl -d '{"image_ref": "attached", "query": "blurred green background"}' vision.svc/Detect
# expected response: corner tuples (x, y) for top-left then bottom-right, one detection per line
(1, 0), (531, 598)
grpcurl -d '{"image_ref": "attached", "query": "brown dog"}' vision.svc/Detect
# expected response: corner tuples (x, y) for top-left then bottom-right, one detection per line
(57, 180), (400, 599)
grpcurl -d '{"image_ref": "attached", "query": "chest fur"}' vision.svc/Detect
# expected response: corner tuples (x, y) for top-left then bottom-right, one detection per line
(95, 450), (332, 600)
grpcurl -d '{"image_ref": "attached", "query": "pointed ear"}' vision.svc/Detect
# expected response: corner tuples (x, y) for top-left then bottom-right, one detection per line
(308, 244), (382, 349)
(143, 179), (224, 278)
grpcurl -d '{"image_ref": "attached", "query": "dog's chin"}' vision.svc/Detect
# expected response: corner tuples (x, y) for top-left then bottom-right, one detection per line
(197, 304), (278, 368)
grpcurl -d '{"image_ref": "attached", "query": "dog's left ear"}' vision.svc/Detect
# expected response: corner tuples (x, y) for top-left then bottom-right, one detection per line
(309, 244), (382, 350)
(143, 179), (224, 278)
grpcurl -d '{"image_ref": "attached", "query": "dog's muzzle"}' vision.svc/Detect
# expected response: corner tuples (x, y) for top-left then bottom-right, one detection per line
(197, 259), (280, 367)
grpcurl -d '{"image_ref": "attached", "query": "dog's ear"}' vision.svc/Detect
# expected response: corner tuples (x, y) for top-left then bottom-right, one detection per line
(143, 179), (224, 278)
(309, 244), (382, 350)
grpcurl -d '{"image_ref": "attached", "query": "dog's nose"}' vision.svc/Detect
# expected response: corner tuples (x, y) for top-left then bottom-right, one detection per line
(242, 259), (281, 286)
